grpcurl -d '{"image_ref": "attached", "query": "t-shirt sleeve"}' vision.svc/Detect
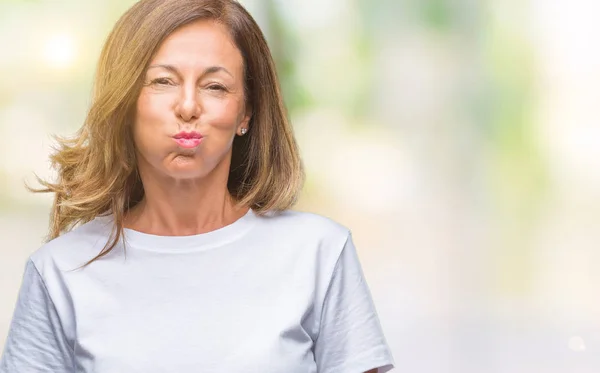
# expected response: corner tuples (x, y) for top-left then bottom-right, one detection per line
(0, 259), (74, 373)
(313, 233), (395, 373)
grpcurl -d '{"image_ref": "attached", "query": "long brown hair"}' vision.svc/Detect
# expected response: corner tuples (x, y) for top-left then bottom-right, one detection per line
(31, 0), (304, 264)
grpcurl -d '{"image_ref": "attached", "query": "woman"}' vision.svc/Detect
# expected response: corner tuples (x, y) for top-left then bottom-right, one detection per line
(0, 0), (394, 372)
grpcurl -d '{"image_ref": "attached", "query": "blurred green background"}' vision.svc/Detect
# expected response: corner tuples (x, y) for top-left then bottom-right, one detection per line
(1, 0), (600, 371)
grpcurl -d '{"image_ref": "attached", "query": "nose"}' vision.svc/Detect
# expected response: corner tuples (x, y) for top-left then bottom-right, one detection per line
(175, 84), (200, 123)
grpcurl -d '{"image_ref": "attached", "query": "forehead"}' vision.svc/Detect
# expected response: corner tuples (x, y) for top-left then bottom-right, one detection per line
(149, 19), (243, 73)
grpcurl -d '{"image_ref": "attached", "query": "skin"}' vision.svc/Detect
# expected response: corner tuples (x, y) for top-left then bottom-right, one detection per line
(123, 19), (380, 373)
(124, 19), (251, 235)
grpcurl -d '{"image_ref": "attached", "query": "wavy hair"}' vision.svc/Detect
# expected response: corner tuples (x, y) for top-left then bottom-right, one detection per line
(31, 0), (304, 264)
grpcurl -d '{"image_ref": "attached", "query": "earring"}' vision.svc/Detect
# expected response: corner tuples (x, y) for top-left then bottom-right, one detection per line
(240, 128), (247, 135)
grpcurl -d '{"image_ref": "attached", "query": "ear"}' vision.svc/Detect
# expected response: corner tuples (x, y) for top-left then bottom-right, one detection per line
(241, 108), (252, 127)
(237, 107), (252, 135)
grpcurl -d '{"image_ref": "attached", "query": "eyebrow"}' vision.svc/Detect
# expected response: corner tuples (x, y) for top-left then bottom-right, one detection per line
(147, 64), (234, 79)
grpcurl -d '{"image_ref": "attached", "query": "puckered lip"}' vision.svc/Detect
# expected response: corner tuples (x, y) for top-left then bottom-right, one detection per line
(173, 131), (203, 139)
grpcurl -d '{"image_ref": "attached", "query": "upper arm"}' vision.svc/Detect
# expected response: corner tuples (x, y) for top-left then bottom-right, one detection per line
(313, 233), (394, 373)
(0, 260), (74, 373)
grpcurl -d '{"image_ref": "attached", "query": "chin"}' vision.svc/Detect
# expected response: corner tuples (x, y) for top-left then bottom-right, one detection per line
(160, 158), (207, 179)
(166, 166), (211, 180)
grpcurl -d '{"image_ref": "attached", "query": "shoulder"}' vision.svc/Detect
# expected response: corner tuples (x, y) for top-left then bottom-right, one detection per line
(253, 209), (351, 263)
(29, 215), (115, 273)
(258, 209), (350, 241)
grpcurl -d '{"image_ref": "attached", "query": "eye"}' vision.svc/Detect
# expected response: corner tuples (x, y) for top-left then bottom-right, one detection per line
(207, 84), (226, 91)
(150, 77), (175, 86)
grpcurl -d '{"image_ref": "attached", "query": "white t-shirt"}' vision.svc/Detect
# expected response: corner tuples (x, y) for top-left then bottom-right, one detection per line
(1, 209), (394, 373)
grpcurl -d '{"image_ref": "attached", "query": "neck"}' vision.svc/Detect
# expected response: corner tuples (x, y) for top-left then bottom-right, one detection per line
(124, 160), (249, 236)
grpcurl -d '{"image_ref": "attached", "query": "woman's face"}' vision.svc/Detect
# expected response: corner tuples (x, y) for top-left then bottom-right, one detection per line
(133, 19), (250, 181)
